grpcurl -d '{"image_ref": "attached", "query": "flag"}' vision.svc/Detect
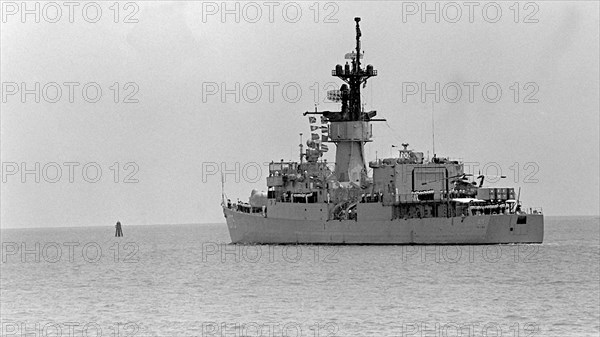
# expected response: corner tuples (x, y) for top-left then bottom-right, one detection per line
(309, 117), (316, 124)
(327, 90), (341, 102)
(310, 125), (319, 131)
(320, 116), (327, 124)
(322, 135), (329, 142)
(321, 144), (329, 152)
(311, 133), (319, 140)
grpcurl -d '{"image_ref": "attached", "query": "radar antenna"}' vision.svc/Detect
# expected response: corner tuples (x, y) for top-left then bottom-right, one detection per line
(330, 17), (378, 122)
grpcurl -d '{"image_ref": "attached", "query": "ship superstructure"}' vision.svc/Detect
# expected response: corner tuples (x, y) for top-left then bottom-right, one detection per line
(222, 18), (543, 244)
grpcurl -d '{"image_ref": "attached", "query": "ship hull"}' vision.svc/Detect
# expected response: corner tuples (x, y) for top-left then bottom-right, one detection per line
(223, 208), (543, 244)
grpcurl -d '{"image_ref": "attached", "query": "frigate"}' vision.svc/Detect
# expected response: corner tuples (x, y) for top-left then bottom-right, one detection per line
(222, 17), (544, 244)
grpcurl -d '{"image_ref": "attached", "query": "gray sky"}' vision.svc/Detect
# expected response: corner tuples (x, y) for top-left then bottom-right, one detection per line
(1, 1), (599, 228)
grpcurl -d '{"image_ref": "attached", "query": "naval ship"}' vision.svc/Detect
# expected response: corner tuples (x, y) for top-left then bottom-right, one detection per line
(222, 18), (544, 244)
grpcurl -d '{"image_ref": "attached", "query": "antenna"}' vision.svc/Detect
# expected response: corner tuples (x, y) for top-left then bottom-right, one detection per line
(220, 171), (225, 206)
(299, 133), (304, 164)
(431, 101), (435, 156)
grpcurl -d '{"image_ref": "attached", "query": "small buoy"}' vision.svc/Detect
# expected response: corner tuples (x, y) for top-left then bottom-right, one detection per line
(115, 221), (123, 237)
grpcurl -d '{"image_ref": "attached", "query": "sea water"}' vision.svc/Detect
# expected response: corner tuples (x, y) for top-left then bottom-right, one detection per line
(1, 216), (598, 336)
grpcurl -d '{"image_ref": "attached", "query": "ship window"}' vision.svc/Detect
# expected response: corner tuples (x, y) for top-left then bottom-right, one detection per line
(517, 216), (527, 224)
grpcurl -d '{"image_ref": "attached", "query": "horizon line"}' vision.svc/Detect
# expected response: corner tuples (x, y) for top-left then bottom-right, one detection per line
(1, 215), (599, 230)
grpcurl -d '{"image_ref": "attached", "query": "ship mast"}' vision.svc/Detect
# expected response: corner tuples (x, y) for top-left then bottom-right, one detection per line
(333, 17), (377, 122)
(331, 18), (377, 183)
(351, 17), (363, 120)
(303, 17), (383, 183)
